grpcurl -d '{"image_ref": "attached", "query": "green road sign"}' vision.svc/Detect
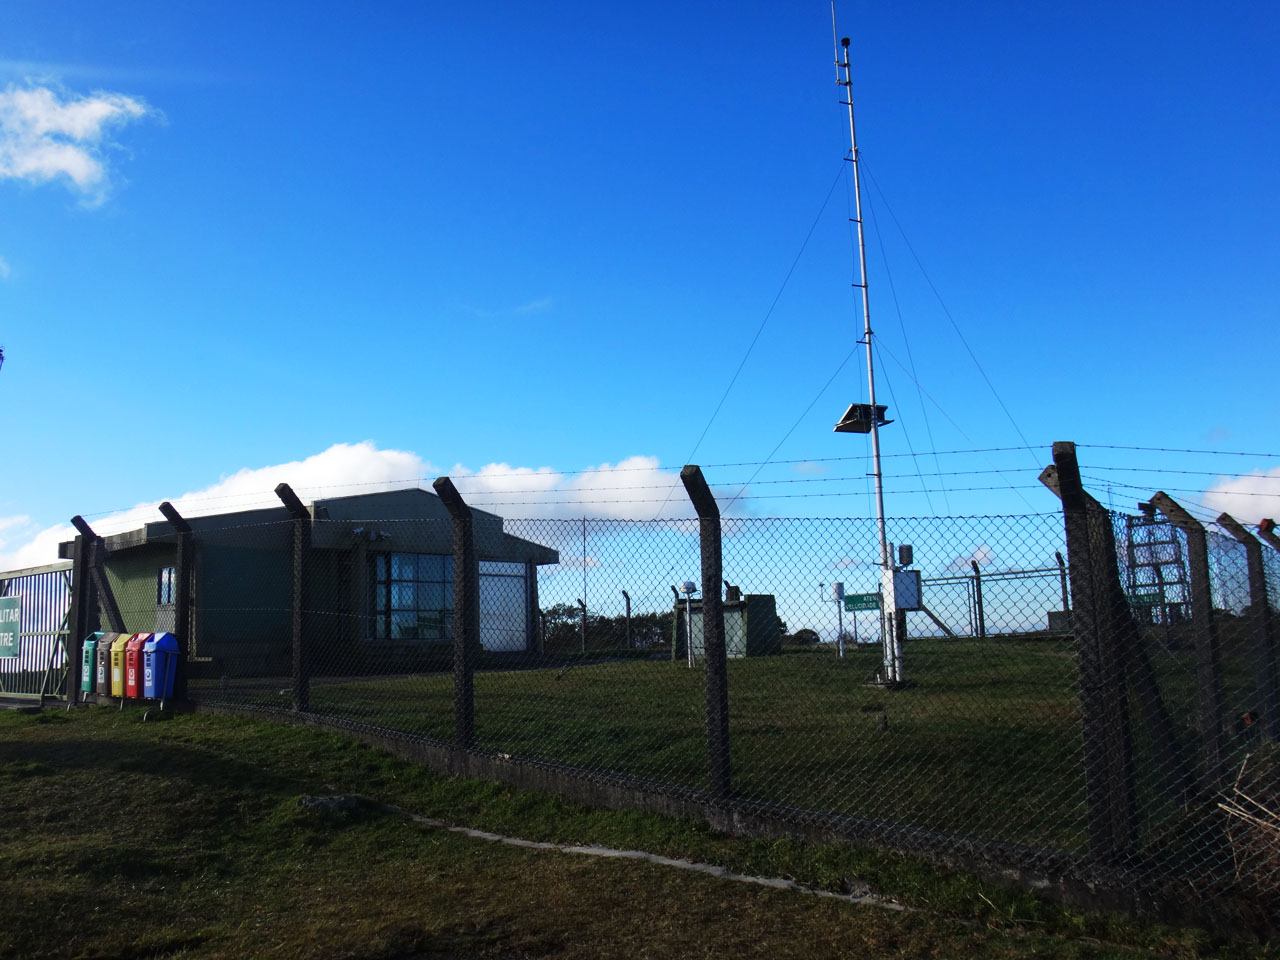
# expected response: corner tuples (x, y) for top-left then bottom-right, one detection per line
(844, 593), (880, 612)
(0, 596), (20, 658)
(1128, 593), (1161, 606)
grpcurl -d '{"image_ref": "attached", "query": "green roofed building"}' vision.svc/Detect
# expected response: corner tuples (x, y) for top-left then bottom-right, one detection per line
(58, 489), (558, 678)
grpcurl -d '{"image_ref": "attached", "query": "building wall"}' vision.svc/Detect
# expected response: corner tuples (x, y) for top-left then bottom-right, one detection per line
(85, 493), (556, 678)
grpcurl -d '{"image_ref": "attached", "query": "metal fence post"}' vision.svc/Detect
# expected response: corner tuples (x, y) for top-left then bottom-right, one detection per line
(433, 477), (478, 750)
(1216, 513), (1278, 743)
(622, 590), (632, 650)
(158, 502), (193, 700)
(680, 465), (731, 802)
(670, 585), (680, 661)
(275, 484), (311, 714)
(970, 559), (986, 639)
(1151, 492), (1225, 783)
(1044, 442), (1137, 860)
(1055, 551), (1070, 613)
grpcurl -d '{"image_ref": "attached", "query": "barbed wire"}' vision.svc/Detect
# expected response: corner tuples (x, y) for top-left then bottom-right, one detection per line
(1079, 443), (1280, 458)
(69, 445), (1276, 523)
(463, 484), (1049, 506)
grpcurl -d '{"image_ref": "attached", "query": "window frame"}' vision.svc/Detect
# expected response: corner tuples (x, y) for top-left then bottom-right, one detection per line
(370, 552), (454, 642)
(157, 565), (176, 606)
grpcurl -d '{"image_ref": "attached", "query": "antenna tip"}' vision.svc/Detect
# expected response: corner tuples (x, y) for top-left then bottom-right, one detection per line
(841, 37), (850, 47)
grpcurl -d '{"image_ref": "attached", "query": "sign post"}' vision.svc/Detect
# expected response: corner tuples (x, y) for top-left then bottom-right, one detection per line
(0, 596), (20, 658)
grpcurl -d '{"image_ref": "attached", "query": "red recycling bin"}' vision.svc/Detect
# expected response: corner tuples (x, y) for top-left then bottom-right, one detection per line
(124, 633), (151, 698)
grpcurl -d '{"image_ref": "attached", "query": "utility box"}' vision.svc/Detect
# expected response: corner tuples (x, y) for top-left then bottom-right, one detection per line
(96, 633), (119, 695)
(109, 634), (130, 697)
(143, 632), (179, 700)
(881, 568), (922, 612)
(125, 633), (150, 698)
(81, 632), (105, 693)
(678, 594), (781, 660)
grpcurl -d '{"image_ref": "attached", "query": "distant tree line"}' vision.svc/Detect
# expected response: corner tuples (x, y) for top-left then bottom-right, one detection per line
(539, 602), (677, 654)
(540, 603), (820, 654)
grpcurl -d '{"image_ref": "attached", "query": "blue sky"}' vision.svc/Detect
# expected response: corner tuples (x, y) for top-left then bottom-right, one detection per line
(1, 0), (1278, 570)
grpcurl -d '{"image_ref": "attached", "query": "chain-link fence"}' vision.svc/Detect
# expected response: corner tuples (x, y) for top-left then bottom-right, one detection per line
(59, 465), (1280, 930)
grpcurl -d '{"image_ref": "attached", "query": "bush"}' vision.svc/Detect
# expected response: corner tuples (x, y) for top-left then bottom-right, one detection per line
(787, 628), (820, 646)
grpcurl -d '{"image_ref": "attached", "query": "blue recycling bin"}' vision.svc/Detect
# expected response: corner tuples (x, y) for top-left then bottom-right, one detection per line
(80, 632), (105, 693)
(142, 632), (179, 699)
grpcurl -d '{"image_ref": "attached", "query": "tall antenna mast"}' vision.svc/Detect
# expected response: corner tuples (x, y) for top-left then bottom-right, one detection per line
(837, 36), (888, 571)
(832, 30), (905, 685)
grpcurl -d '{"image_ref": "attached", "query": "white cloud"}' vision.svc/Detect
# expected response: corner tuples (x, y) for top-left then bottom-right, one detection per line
(831, 556), (873, 569)
(460, 297), (553, 320)
(792, 461), (828, 476)
(513, 298), (552, 315)
(453, 455), (695, 522)
(947, 543), (994, 573)
(0, 443), (720, 572)
(0, 83), (152, 201)
(1202, 468), (1280, 526)
(0, 514), (71, 572)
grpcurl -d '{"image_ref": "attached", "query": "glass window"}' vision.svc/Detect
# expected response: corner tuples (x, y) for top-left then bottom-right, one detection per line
(480, 560), (525, 577)
(157, 566), (175, 606)
(391, 583), (416, 610)
(370, 552), (454, 643)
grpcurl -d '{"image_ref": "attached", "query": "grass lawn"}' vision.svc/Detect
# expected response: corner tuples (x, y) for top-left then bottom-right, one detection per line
(237, 640), (1091, 851)
(0, 706), (1270, 959)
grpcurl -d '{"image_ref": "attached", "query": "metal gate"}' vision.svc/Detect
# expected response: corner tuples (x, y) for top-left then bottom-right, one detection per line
(0, 561), (73, 702)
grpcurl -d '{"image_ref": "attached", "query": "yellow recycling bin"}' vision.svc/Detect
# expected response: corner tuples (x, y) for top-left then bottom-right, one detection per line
(110, 634), (130, 698)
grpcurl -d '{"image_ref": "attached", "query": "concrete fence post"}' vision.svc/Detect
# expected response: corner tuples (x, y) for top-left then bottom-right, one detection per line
(680, 465), (731, 802)
(1216, 513), (1278, 743)
(275, 484), (311, 714)
(433, 476), (479, 750)
(158, 501), (193, 700)
(71, 516), (125, 634)
(1042, 443), (1137, 860)
(1151, 492), (1225, 784)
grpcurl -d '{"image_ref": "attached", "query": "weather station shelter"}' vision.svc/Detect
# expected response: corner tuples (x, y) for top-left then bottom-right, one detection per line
(673, 592), (780, 661)
(58, 488), (559, 678)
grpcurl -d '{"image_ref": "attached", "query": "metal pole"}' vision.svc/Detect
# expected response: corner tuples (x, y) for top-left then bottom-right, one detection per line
(621, 589), (632, 650)
(670, 585), (680, 661)
(1056, 550), (1070, 611)
(971, 560), (986, 639)
(577, 598), (586, 654)
(838, 37), (887, 571)
(837, 597), (844, 658)
(686, 597), (694, 668)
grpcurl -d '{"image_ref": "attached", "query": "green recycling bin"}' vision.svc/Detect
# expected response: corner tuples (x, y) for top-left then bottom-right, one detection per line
(80, 632), (105, 693)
